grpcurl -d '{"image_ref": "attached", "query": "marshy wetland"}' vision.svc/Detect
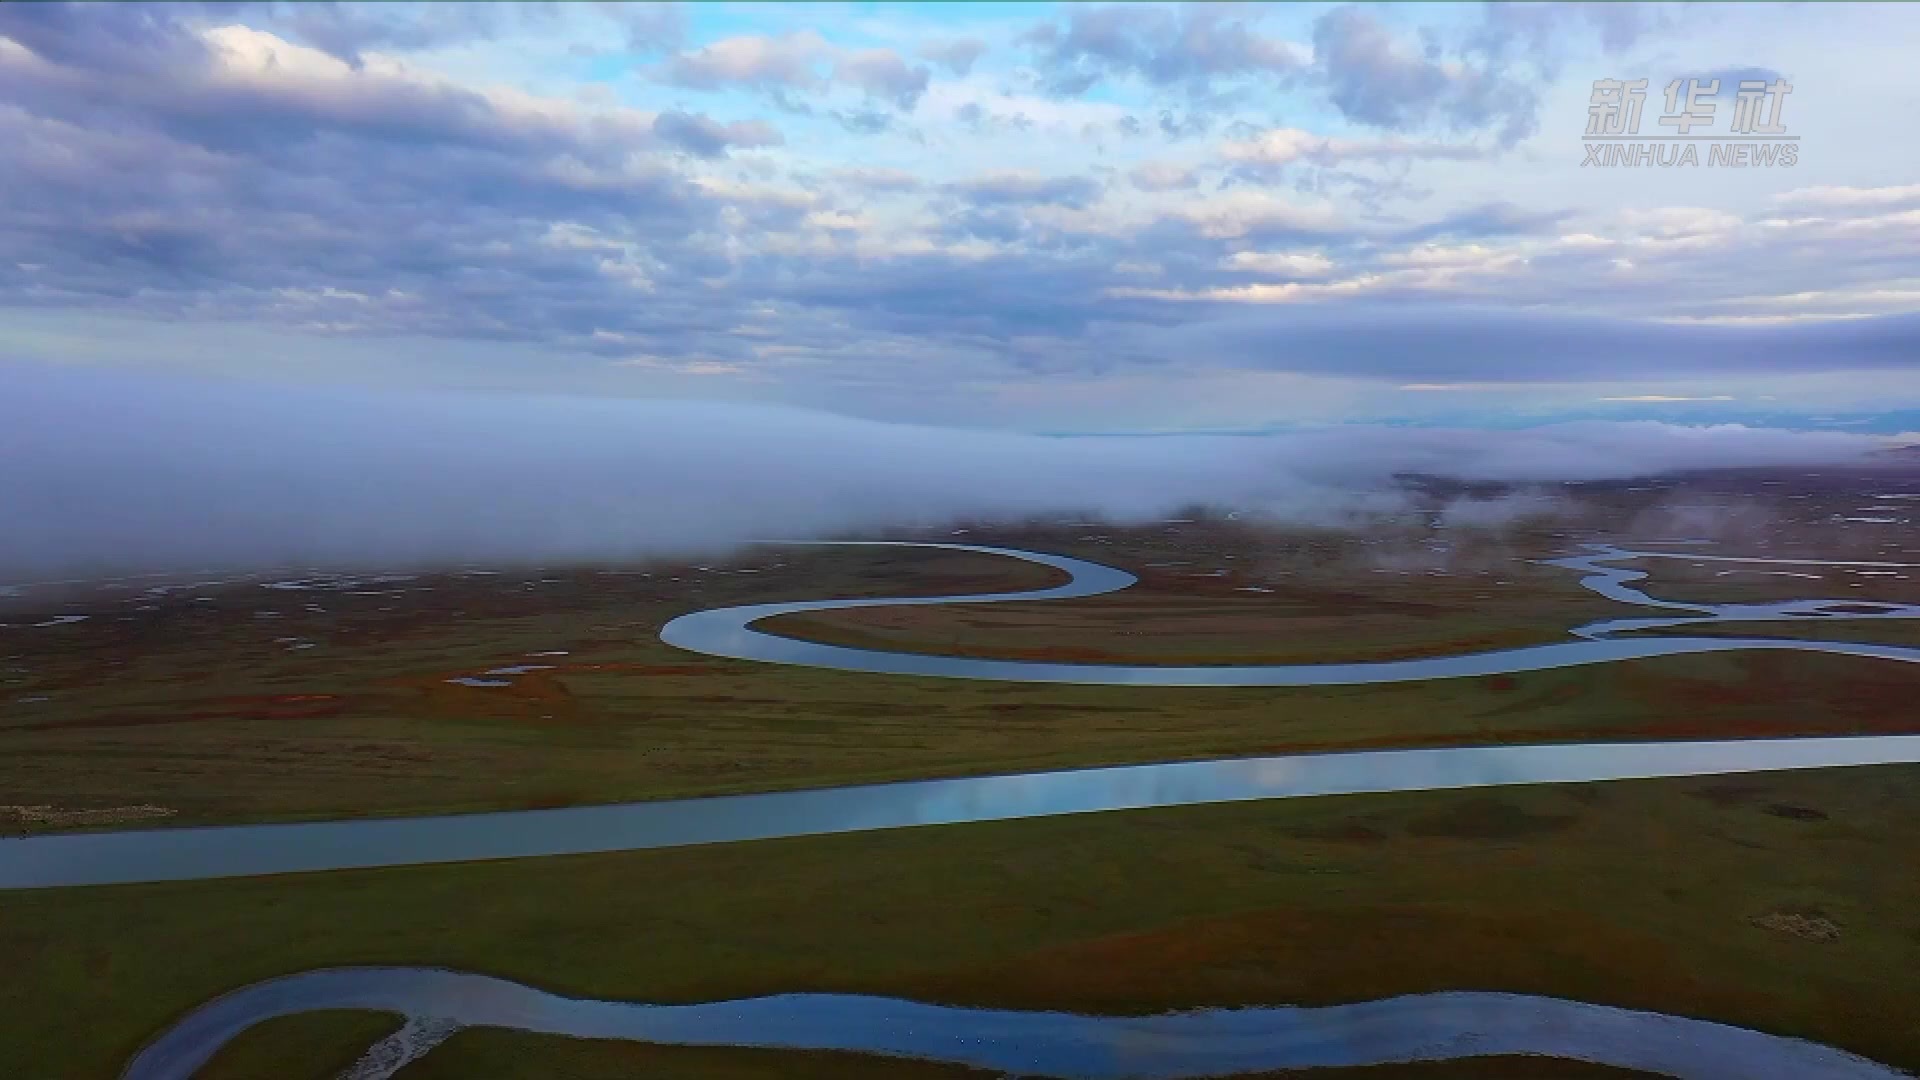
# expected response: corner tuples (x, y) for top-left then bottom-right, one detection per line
(5, 463), (1920, 1077)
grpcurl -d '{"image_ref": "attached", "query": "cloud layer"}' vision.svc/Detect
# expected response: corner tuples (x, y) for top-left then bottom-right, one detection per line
(0, 364), (1888, 580)
(1, 2), (1917, 429)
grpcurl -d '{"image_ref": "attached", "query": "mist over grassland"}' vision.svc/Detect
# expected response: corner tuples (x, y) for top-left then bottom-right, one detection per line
(0, 363), (1898, 581)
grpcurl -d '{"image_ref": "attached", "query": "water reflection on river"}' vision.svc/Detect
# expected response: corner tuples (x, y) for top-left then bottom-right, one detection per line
(660, 542), (1920, 685)
(15, 540), (1920, 1079)
(126, 968), (1913, 1080)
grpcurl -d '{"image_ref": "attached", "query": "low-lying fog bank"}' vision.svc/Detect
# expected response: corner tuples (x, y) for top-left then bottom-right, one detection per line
(1, 363), (1901, 581)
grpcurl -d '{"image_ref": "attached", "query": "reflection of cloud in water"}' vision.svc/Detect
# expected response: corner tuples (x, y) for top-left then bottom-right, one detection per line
(124, 968), (1911, 1080)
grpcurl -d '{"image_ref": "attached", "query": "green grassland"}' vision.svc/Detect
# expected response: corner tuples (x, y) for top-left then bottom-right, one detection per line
(9, 481), (1920, 1077)
(11, 763), (1920, 1078)
(5, 524), (1917, 834)
(0, 526), (1912, 826)
(197, 1012), (402, 1080)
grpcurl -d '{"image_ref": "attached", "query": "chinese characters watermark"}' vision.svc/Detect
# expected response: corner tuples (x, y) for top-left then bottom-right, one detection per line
(1584, 77), (1796, 167)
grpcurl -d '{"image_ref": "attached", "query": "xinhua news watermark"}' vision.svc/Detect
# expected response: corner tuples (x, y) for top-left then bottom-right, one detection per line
(1584, 77), (1796, 167)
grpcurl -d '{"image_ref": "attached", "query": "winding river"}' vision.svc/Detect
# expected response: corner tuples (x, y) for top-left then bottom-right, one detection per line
(9, 540), (1920, 1078)
(126, 969), (1912, 1080)
(659, 541), (1920, 684)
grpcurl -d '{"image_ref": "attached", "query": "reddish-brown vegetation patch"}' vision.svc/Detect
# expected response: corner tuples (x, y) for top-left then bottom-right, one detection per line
(1618, 654), (1919, 734)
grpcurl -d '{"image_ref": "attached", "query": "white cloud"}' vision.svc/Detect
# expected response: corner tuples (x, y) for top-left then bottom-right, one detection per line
(0, 363), (1887, 579)
(657, 31), (931, 109)
(1112, 278), (1381, 303)
(1775, 184), (1920, 210)
(1, 1), (1917, 431)
(1377, 244), (1512, 269)
(1220, 127), (1482, 169)
(1128, 160), (1197, 192)
(1167, 191), (1346, 239)
(1222, 251), (1335, 277)
(1618, 207), (1742, 237)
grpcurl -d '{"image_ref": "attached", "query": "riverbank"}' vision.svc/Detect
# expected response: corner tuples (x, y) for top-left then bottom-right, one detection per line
(11, 764), (1920, 1078)
(6, 532), (1919, 835)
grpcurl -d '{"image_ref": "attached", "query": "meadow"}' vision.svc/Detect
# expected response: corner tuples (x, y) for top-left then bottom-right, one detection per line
(6, 467), (1918, 1078)
(6, 489), (1915, 835)
(8, 763), (1918, 1077)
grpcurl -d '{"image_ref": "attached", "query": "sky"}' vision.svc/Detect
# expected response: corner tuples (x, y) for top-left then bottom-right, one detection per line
(2, 1), (1918, 435)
